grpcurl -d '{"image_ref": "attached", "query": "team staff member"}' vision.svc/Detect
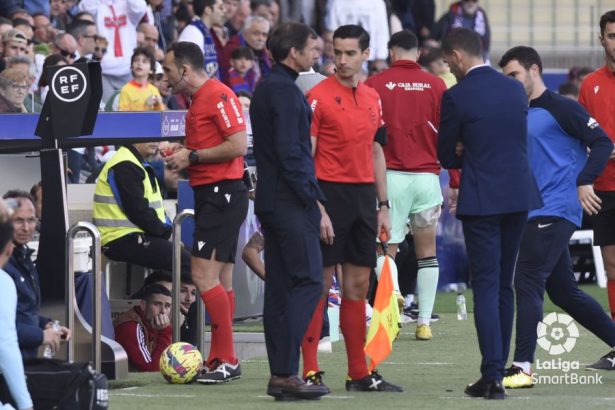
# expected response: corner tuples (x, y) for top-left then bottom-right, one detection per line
(251, 22), (330, 401)
(302, 24), (402, 393)
(438, 28), (542, 399)
(164, 41), (248, 384)
(499, 46), (615, 388)
(93, 143), (192, 281)
(579, 10), (615, 321)
(365, 29), (451, 341)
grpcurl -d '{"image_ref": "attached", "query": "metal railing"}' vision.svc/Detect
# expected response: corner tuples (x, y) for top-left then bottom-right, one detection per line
(172, 209), (206, 353)
(66, 222), (102, 373)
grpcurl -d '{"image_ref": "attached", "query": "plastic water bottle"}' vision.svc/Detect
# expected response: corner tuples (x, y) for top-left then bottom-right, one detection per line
(456, 293), (467, 320)
(43, 320), (61, 358)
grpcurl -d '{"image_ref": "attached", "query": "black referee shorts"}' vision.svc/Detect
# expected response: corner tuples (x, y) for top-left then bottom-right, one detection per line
(319, 181), (377, 268)
(192, 179), (248, 263)
(591, 191), (615, 246)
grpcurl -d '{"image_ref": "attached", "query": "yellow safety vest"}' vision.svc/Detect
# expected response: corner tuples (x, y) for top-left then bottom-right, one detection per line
(93, 146), (167, 246)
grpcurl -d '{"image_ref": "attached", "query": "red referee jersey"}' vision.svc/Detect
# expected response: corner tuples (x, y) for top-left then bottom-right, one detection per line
(307, 75), (384, 183)
(579, 66), (615, 192)
(365, 60), (447, 173)
(186, 78), (246, 186)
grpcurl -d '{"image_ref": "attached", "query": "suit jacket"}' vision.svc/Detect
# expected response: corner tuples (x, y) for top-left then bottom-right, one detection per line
(250, 64), (325, 214)
(437, 65), (542, 216)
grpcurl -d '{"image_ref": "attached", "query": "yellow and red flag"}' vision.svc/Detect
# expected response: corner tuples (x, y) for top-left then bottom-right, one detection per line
(365, 254), (400, 371)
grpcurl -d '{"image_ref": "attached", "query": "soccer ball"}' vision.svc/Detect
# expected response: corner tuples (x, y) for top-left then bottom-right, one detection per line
(159, 342), (203, 384)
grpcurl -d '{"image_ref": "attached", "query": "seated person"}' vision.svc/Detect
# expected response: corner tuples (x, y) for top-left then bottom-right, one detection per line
(130, 270), (198, 344)
(93, 142), (192, 281)
(114, 284), (172, 372)
(0, 199), (33, 410)
(2, 190), (71, 359)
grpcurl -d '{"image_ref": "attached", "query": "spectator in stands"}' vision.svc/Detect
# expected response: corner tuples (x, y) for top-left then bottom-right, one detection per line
(0, 68), (28, 113)
(228, 46), (255, 93)
(420, 47), (457, 88)
(38, 53), (68, 104)
(137, 22), (162, 57)
(50, 0), (73, 31)
(220, 16), (271, 85)
(2, 190), (71, 359)
(32, 13), (55, 44)
(177, 0), (226, 80)
(0, 198), (34, 410)
(225, 0), (249, 37)
(118, 47), (164, 111)
(28, 182), (42, 235)
(92, 35), (108, 62)
(432, 0), (491, 61)
(51, 31), (77, 64)
(92, 142), (192, 283)
(22, 0), (50, 17)
(68, 19), (98, 61)
(12, 18), (34, 56)
(325, 0), (390, 73)
(558, 81), (579, 99)
(1, 29), (28, 72)
(9, 9), (34, 27)
(79, 0), (149, 103)
(114, 284), (172, 371)
(7, 56), (39, 112)
(0, 17), (14, 39)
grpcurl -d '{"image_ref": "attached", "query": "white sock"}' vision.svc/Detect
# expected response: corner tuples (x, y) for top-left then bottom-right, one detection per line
(512, 361), (531, 374)
(417, 317), (430, 326)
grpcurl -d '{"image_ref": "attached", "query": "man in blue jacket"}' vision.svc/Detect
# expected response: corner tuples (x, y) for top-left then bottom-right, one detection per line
(3, 190), (70, 359)
(437, 28), (542, 399)
(499, 46), (615, 388)
(250, 21), (328, 401)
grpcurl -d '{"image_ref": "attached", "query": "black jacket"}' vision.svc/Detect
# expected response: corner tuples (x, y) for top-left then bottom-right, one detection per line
(250, 64), (325, 214)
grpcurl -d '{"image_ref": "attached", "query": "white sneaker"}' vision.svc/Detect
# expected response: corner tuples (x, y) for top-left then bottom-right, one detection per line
(318, 337), (333, 353)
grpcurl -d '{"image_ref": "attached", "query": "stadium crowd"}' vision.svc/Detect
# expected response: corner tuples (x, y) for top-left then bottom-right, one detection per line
(0, 0), (615, 405)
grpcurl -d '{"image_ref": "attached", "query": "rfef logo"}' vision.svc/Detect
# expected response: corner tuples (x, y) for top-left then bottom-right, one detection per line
(51, 66), (87, 103)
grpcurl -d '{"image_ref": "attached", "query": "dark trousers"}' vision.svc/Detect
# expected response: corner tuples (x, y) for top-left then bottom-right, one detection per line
(258, 201), (323, 376)
(514, 217), (615, 363)
(103, 232), (192, 282)
(462, 212), (527, 382)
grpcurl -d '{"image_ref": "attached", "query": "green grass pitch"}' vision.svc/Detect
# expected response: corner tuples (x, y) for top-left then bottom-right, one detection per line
(109, 285), (615, 409)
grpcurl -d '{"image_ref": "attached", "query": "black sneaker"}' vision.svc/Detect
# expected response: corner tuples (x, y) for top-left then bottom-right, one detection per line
(586, 350), (615, 370)
(304, 371), (331, 393)
(197, 360), (242, 384)
(345, 370), (403, 392)
(465, 377), (506, 400)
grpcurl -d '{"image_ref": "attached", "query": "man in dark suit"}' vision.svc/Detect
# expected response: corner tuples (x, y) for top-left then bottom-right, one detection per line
(437, 28), (542, 400)
(250, 21), (329, 401)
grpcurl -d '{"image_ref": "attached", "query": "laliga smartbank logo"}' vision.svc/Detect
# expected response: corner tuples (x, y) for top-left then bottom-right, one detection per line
(533, 313), (602, 385)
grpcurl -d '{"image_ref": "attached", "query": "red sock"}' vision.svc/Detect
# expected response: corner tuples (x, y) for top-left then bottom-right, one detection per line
(201, 285), (236, 365)
(340, 298), (369, 380)
(608, 280), (615, 321)
(227, 289), (235, 323)
(301, 298), (326, 377)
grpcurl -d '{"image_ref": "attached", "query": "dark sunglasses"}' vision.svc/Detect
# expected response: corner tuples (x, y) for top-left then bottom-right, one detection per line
(95, 46), (107, 54)
(59, 49), (77, 59)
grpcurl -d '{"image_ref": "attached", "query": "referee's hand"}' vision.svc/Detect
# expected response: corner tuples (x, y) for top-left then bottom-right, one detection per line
(578, 185), (601, 215)
(318, 202), (335, 245)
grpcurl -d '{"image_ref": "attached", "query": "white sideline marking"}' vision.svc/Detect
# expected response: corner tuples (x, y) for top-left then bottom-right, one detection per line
(416, 362), (454, 365)
(116, 387), (138, 391)
(111, 393), (197, 398)
(256, 395), (354, 400)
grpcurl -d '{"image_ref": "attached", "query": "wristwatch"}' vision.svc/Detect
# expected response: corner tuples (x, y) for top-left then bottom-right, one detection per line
(188, 149), (200, 165)
(378, 200), (391, 210)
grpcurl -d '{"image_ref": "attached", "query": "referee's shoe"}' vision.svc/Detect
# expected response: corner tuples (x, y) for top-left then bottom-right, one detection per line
(197, 360), (241, 383)
(345, 370), (403, 392)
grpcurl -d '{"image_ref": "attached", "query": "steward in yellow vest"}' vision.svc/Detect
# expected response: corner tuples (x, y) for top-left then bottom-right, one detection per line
(92, 143), (193, 281)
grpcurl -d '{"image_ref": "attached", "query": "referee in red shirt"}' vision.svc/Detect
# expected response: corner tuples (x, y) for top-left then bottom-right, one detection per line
(301, 25), (402, 392)
(164, 42), (248, 384)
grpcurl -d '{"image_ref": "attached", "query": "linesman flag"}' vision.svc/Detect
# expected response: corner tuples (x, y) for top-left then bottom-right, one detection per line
(365, 240), (400, 371)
